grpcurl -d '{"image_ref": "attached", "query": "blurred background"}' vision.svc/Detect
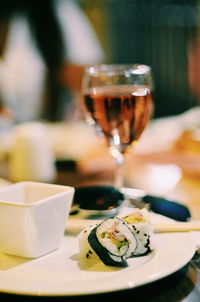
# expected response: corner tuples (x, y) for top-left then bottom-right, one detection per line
(0, 0), (200, 124)
(81, 0), (200, 117)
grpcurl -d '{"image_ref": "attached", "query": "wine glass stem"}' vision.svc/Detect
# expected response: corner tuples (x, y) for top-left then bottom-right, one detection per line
(114, 161), (125, 189)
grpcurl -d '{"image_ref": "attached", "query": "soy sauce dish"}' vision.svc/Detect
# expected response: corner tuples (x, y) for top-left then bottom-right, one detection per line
(71, 185), (125, 217)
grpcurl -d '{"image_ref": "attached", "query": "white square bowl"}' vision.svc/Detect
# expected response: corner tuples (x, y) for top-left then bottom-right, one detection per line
(0, 181), (74, 258)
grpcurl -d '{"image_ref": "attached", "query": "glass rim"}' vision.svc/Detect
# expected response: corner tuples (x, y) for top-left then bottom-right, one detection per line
(84, 63), (151, 76)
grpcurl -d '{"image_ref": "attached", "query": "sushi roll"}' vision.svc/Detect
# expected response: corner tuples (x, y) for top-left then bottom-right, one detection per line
(123, 208), (154, 256)
(78, 223), (101, 269)
(78, 217), (137, 268)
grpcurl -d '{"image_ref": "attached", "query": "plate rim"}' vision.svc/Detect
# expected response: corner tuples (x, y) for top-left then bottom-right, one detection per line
(0, 231), (196, 297)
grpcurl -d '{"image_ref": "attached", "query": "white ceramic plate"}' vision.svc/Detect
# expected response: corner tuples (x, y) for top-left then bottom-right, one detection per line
(0, 230), (196, 296)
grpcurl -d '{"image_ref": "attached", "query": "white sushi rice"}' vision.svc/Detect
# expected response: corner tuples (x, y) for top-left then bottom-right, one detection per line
(78, 223), (100, 269)
(123, 208), (155, 256)
(96, 217), (137, 259)
(128, 222), (154, 255)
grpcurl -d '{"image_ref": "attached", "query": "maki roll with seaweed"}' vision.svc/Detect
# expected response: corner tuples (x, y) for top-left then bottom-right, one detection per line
(78, 217), (137, 268)
(78, 223), (101, 269)
(123, 208), (154, 256)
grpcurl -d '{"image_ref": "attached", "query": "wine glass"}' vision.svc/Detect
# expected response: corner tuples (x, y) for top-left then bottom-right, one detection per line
(81, 64), (154, 189)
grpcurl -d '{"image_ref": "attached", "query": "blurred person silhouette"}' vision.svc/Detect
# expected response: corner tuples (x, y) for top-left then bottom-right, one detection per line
(0, 0), (105, 123)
